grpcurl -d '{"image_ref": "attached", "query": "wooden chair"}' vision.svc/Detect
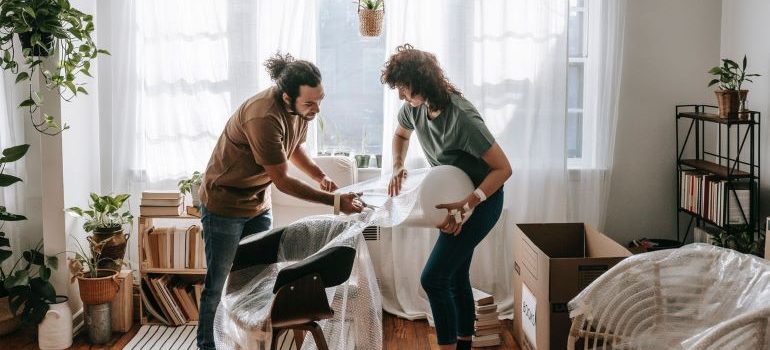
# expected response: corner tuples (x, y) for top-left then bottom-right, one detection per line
(230, 227), (357, 350)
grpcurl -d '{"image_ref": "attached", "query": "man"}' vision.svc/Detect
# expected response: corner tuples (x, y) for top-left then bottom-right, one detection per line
(197, 52), (363, 350)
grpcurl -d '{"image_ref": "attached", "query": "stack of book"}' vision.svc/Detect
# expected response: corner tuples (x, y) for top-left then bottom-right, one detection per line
(680, 171), (752, 226)
(140, 190), (184, 216)
(141, 275), (203, 326)
(142, 225), (206, 269)
(472, 288), (502, 347)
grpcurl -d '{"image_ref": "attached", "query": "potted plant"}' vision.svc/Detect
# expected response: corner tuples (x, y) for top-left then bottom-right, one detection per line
(0, 144), (57, 333)
(65, 193), (133, 272)
(178, 171), (203, 208)
(357, 0), (384, 37)
(0, 0), (109, 135)
(707, 55), (761, 119)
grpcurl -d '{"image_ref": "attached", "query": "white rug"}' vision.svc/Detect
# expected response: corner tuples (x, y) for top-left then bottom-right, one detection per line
(122, 325), (198, 350)
(122, 325), (297, 350)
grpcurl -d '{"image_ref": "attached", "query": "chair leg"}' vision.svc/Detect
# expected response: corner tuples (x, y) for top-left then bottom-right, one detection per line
(307, 322), (329, 350)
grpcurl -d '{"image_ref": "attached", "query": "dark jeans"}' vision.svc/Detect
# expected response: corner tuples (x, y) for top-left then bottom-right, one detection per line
(197, 205), (273, 350)
(420, 189), (504, 345)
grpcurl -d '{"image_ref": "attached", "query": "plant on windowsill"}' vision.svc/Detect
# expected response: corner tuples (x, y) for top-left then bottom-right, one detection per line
(356, 0), (384, 37)
(0, 0), (109, 135)
(0, 144), (58, 332)
(707, 55), (761, 119)
(65, 193), (133, 272)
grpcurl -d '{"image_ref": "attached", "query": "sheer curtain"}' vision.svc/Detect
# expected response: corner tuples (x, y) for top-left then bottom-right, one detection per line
(99, 0), (317, 263)
(567, 0), (626, 229)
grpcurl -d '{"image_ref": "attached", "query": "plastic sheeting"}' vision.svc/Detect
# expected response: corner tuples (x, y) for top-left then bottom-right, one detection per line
(214, 165), (476, 350)
(567, 244), (770, 350)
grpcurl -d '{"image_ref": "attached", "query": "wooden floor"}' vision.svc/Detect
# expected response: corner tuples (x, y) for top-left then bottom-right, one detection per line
(2, 313), (519, 350)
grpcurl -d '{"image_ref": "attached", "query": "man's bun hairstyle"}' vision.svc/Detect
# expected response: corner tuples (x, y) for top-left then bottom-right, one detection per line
(264, 52), (322, 109)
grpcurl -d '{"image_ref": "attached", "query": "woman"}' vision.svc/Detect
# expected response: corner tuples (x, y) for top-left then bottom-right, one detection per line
(382, 44), (512, 350)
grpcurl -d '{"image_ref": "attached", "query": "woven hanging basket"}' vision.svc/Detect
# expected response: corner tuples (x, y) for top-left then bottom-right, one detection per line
(358, 6), (384, 37)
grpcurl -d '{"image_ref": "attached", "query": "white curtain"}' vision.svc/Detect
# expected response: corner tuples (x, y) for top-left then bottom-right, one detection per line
(99, 0), (317, 264)
(567, 0), (626, 229)
(378, 0), (624, 321)
(0, 67), (29, 271)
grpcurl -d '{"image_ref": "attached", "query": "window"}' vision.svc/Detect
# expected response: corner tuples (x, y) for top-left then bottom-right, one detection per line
(316, 0), (385, 157)
(567, 0), (587, 161)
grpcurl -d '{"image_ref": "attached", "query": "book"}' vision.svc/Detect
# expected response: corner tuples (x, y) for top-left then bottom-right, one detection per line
(140, 205), (184, 216)
(475, 326), (502, 336)
(475, 304), (497, 313)
(140, 279), (170, 325)
(141, 197), (183, 207)
(472, 288), (494, 306)
(142, 190), (182, 200)
(472, 334), (501, 347)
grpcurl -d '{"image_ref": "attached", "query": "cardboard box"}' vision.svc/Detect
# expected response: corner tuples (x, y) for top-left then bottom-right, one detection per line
(111, 270), (134, 332)
(512, 223), (631, 350)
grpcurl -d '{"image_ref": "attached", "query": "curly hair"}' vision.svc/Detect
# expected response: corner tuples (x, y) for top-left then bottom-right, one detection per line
(381, 44), (460, 112)
(264, 52), (321, 112)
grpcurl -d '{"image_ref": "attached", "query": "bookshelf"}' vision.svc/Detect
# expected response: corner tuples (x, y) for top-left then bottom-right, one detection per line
(676, 105), (761, 244)
(138, 213), (204, 326)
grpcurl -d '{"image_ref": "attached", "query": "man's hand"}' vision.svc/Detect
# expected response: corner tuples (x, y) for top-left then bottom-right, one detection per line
(319, 175), (338, 192)
(388, 167), (408, 197)
(339, 192), (364, 214)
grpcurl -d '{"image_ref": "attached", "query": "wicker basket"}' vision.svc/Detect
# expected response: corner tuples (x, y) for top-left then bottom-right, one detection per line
(77, 270), (120, 305)
(358, 8), (384, 37)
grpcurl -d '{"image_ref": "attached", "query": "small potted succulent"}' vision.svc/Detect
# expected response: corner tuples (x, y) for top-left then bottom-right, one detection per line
(66, 193), (133, 271)
(707, 55), (761, 119)
(357, 0), (384, 37)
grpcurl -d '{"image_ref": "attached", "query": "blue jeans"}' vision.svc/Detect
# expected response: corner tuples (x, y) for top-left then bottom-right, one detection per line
(197, 206), (273, 350)
(420, 189), (504, 345)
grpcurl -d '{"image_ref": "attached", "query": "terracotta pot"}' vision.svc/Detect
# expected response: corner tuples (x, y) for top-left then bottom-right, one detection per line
(715, 90), (746, 119)
(0, 296), (21, 336)
(90, 227), (128, 271)
(358, 8), (384, 37)
(77, 270), (120, 305)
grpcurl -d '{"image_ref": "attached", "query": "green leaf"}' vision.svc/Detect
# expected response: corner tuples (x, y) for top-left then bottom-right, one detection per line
(0, 237), (9, 248)
(3, 50), (10, 63)
(65, 207), (84, 217)
(1, 144), (29, 163)
(18, 98), (35, 108)
(31, 91), (42, 104)
(14, 72), (29, 84)
(5, 270), (29, 288)
(0, 249), (11, 265)
(0, 174), (22, 187)
(21, 7), (35, 19)
(76, 86), (88, 94)
(0, 211), (26, 221)
(46, 256), (58, 269)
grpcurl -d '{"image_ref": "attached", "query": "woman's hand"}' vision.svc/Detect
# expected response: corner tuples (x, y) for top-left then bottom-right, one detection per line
(318, 175), (338, 192)
(435, 200), (470, 235)
(388, 167), (408, 197)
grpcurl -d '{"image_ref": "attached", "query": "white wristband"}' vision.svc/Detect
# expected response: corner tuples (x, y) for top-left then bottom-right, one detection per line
(333, 192), (341, 215)
(473, 188), (487, 202)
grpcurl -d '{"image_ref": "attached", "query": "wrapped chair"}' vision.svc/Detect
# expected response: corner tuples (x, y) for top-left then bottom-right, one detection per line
(223, 226), (357, 350)
(567, 244), (770, 350)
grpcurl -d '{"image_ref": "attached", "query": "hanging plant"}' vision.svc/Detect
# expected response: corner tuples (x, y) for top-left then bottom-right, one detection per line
(0, 0), (109, 135)
(357, 0), (384, 37)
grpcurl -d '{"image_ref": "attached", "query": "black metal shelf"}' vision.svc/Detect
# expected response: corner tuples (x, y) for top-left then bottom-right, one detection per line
(675, 104), (761, 244)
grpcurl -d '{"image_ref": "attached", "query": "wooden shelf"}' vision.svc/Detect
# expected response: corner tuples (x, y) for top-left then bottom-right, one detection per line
(141, 268), (207, 275)
(679, 159), (752, 178)
(677, 111), (757, 125)
(139, 213), (200, 219)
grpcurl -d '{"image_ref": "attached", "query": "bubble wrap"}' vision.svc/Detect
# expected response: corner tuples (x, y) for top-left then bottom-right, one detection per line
(567, 243), (770, 350)
(214, 165), (475, 350)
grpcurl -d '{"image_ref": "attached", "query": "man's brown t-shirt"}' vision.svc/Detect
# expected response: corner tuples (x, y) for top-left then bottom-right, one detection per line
(200, 86), (308, 217)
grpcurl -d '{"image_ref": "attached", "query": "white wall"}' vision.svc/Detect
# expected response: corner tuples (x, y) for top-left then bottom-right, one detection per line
(605, 0), (723, 244)
(720, 0), (770, 227)
(61, 0), (101, 313)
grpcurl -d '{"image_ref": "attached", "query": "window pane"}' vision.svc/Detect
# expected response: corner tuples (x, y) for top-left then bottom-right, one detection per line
(568, 10), (584, 57)
(567, 111), (583, 158)
(568, 63), (584, 109)
(317, 0), (385, 156)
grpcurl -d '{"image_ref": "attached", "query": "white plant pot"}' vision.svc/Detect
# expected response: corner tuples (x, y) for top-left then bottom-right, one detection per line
(192, 183), (201, 207)
(38, 296), (73, 350)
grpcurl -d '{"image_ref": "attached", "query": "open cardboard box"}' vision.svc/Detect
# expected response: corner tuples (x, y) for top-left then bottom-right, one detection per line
(512, 223), (631, 350)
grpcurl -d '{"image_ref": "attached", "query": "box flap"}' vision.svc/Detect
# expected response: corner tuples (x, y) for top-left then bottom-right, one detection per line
(585, 224), (632, 258)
